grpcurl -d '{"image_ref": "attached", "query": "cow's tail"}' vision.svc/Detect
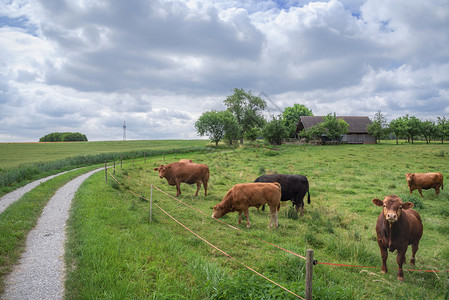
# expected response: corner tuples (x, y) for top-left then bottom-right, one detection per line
(307, 190), (311, 204)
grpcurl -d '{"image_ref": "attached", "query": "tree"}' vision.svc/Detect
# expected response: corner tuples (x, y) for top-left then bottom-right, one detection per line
(436, 117), (449, 143)
(405, 115), (422, 144)
(262, 115), (288, 145)
(39, 132), (87, 142)
(367, 110), (388, 144)
(322, 113), (349, 142)
(420, 120), (436, 144)
(195, 110), (237, 146)
(282, 104), (313, 138)
(389, 117), (408, 144)
(224, 88), (267, 144)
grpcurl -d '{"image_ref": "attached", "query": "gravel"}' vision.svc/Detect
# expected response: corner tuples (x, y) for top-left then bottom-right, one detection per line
(0, 170), (75, 215)
(2, 168), (102, 300)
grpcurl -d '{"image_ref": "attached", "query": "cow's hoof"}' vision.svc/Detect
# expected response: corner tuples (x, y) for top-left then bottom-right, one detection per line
(381, 270), (387, 274)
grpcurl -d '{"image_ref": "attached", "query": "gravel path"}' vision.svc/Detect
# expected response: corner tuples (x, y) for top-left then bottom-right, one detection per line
(0, 170), (76, 215)
(2, 168), (102, 300)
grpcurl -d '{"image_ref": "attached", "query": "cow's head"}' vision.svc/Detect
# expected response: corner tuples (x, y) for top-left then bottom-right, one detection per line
(405, 173), (415, 183)
(372, 195), (414, 223)
(212, 203), (227, 219)
(153, 165), (166, 178)
(212, 190), (234, 219)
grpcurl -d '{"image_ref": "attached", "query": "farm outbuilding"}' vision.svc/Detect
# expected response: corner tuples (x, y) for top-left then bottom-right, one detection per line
(296, 116), (376, 144)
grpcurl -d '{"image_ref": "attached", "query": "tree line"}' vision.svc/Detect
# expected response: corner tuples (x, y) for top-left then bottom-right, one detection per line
(39, 132), (88, 142)
(367, 111), (449, 144)
(195, 88), (449, 145)
(195, 88), (345, 145)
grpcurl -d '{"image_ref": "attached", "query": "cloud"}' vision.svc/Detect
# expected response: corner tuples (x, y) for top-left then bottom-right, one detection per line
(0, 0), (448, 142)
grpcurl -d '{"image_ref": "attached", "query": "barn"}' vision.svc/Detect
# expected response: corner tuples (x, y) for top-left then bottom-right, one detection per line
(296, 116), (376, 144)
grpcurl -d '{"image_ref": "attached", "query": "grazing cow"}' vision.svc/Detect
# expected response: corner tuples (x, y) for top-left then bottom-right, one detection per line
(212, 182), (281, 228)
(372, 195), (423, 281)
(254, 174), (310, 216)
(154, 162), (209, 197)
(179, 159), (193, 163)
(405, 172), (444, 197)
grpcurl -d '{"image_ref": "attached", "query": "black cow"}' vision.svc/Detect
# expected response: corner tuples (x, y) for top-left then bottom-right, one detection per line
(254, 174), (310, 216)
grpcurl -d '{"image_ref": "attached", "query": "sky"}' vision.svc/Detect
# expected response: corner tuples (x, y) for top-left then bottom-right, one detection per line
(1, 0), (448, 142)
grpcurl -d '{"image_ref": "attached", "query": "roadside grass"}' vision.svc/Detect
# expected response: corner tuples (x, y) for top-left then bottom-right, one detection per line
(0, 166), (98, 295)
(66, 143), (449, 299)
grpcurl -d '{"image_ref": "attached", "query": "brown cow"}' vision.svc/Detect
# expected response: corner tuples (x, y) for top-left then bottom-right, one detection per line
(154, 162), (209, 197)
(372, 195), (423, 280)
(179, 159), (193, 163)
(212, 182), (281, 228)
(405, 172), (444, 197)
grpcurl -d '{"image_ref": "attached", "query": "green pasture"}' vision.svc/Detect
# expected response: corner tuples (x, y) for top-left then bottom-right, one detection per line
(65, 143), (449, 299)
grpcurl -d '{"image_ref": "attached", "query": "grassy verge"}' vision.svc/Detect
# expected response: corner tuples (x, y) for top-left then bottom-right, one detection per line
(66, 144), (449, 299)
(0, 166), (98, 295)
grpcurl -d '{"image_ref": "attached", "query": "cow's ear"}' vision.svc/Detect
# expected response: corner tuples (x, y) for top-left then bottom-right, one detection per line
(153, 168), (159, 171)
(372, 198), (383, 207)
(402, 202), (414, 210)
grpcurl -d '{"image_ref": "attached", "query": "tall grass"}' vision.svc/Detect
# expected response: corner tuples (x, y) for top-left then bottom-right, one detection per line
(66, 143), (449, 299)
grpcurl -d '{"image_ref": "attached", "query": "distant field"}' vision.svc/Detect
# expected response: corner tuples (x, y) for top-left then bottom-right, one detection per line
(0, 140), (209, 170)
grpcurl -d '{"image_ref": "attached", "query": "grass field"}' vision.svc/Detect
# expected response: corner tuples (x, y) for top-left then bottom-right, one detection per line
(0, 140), (211, 196)
(63, 142), (449, 299)
(0, 140), (208, 170)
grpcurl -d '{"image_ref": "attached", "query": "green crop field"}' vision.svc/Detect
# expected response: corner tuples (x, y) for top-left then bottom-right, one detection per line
(62, 142), (448, 299)
(0, 140), (209, 170)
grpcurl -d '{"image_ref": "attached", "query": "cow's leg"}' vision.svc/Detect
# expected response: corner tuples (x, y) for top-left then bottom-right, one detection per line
(269, 210), (278, 228)
(194, 182), (201, 196)
(410, 242), (419, 266)
(238, 211), (242, 224)
(396, 248), (407, 280)
(378, 241), (388, 274)
(418, 188), (423, 197)
(435, 184), (441, 195)
(243, 208), (251, 228)
(175, 181), (181, 197)
(203, 180), (208, 196)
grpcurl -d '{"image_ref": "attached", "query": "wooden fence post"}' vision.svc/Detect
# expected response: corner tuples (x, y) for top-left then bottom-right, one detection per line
(105, 161), (107, 183)
(305, 249), (314, 300)
(150, 184), (153, 223)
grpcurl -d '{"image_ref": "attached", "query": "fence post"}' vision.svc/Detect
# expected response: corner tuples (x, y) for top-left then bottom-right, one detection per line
(113, 161), (116, 175)
(305, 249), (314, 300)
(150, 184), (153, 223)
(120, 156), (123, 169)
(105, 161), (107, 183)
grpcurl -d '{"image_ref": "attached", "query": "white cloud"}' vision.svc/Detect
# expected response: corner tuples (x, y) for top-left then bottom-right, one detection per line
(0, 0), (448, 142)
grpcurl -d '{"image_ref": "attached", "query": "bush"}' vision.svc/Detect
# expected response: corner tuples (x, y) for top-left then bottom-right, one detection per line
(39, 132), (88, 142)
(261, 115), (288, 145)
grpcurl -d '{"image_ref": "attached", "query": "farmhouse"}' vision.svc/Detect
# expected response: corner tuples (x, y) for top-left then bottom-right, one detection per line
(296, 116), (376, 144)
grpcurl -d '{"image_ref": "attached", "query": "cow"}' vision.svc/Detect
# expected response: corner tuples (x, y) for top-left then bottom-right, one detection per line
(154, 162), (209, 197)
(254, 174), (310, 216)
(372, 195), (423, 281)
(179, 159), (193, 163)
(405, 172), (444, 197)
(212, 182), (281, 228)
